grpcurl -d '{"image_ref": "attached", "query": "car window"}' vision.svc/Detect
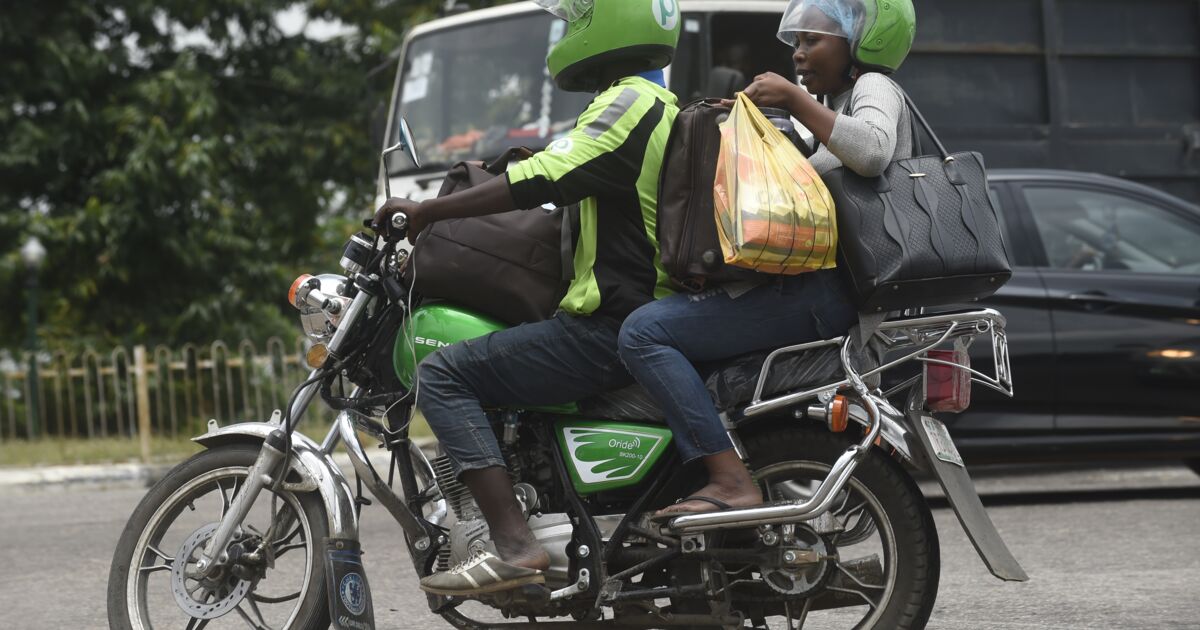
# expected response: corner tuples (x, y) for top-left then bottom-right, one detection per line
(986, 185), (1027, 265)
(1022, 186), (1200, 275)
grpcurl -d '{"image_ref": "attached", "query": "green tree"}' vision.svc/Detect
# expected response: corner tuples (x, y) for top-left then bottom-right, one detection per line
(0, 0), (506, 350)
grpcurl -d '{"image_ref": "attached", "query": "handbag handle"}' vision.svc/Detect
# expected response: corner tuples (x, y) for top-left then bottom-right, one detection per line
(814, 78), (953, 163)
(895, 87), (953, 162)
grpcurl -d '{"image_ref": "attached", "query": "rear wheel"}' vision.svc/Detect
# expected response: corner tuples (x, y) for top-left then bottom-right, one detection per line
(728, 426), (939, 630)
(107, 444), (330, 630)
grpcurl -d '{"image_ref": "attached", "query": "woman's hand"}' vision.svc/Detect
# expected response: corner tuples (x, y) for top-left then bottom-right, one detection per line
(721, 72), (837, 146)
(740, 72), (804, 109)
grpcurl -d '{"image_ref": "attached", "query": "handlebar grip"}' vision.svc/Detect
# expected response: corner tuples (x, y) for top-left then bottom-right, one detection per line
(391, 212), (409, 231)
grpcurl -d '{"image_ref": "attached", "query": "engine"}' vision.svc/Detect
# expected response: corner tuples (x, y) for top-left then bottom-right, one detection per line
(430, 452), (576, 588)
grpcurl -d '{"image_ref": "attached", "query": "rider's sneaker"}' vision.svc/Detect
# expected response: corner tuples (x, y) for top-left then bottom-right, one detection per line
(419, 549), (545, 596)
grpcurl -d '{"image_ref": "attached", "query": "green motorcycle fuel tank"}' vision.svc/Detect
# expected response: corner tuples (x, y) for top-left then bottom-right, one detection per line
(393, 304), (673, 495)
(392, 303), (507, 388)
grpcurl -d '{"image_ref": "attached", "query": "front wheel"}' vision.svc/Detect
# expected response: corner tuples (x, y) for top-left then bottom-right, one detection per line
(108, 443), (330, 630)
(732, 426), (940, 630)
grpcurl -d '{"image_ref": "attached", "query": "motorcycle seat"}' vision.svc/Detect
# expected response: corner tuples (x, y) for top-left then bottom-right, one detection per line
(577, 337), (885, 423)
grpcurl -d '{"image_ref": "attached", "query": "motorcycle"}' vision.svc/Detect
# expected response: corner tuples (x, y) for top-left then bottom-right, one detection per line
(108, 120), (1027, 630)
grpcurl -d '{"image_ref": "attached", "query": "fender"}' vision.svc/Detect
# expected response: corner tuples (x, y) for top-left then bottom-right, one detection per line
(847, 396), (915, 462)
(192, 418), (360, 541)
(835, 395), (1027, 582)
(901, 403), (1029, 582)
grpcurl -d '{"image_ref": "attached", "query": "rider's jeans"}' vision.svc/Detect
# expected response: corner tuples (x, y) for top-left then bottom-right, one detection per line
(618, 269), (858, 463)
(417, 312), (632, 476)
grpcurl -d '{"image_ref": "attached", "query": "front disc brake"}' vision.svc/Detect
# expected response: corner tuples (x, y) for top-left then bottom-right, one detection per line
(171, 523), (254, 619)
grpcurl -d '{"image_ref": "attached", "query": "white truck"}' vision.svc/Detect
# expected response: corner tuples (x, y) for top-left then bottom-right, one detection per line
(377, 0), (796, 203)
(376, 0), (1200, 205)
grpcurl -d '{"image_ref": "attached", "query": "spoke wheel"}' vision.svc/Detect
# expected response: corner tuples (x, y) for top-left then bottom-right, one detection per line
(729, 426), (940, 630)
(108, 444), (330, 630)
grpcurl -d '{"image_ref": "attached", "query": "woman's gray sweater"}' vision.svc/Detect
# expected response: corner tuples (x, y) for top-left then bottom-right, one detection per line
(809, 72), (914, 176)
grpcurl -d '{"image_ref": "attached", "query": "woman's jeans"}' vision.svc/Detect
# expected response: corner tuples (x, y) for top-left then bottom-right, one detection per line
(618, 269), (858, 463)
(417, 312), (631, 476)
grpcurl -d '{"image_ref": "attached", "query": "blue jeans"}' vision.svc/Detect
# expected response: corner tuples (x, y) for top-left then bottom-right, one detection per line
(617, 269), (858, 462)
(416, 312), (631, 476)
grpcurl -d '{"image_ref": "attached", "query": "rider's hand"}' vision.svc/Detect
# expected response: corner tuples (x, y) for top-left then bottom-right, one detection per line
(739, 72), (804, 109)
(372, 197), (422, 243)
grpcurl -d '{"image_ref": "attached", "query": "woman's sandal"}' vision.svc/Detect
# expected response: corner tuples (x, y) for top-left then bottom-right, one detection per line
(649, 495), (735, 523)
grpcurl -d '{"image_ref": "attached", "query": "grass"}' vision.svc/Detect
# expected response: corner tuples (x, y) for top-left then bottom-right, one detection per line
(0, 414), (433, 468)
(0, 436), (203, 468)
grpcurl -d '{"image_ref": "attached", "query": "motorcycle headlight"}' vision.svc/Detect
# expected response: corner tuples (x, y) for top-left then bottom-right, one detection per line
(288, 273), (352, 343)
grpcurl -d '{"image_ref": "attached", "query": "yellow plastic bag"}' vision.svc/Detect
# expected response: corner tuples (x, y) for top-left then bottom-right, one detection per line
(713, 92), (838, 275)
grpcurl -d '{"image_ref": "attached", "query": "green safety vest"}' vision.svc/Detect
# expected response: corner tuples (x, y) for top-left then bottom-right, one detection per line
(507, 76), (680, 319)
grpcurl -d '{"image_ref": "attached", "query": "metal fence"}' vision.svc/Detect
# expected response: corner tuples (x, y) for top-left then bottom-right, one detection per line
(0, 338), (339, 446)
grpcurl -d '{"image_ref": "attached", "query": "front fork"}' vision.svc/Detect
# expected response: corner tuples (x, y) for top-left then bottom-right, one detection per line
(192, 376), (445, 581)
(193, 371), (324, 578)
(193, 430), (288, 577)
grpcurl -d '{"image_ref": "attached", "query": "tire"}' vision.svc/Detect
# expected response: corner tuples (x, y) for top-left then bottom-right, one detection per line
(736, 426), (940, 630)
(1187, 459), (1200, 477)
(107, 443), (330, 630)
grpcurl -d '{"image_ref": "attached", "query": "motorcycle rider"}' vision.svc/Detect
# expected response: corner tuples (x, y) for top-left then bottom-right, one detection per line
(373, 0), (681, 596)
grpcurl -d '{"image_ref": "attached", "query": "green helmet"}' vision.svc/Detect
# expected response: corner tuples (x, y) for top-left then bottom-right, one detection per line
(777, 0), (916, 73)
(536, 0), (682, 92)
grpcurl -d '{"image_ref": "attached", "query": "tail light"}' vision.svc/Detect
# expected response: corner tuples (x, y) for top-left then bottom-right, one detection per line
(925, 347), (971, 413)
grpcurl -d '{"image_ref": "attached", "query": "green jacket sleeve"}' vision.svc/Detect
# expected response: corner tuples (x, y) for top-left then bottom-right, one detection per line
(507, 84), (657, 209)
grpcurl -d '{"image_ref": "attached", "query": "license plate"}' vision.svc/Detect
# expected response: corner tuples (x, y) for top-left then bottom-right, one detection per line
(921, 415), (964, 467)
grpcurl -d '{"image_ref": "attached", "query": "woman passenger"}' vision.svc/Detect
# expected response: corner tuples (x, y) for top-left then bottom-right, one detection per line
(619, 0), (918, 517)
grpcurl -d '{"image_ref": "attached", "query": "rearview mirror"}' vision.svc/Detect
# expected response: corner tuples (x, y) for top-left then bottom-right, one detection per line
(380, 118), (421, 199)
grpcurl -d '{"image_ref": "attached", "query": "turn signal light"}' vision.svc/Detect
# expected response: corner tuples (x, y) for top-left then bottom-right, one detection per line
(306, 343), (330, 368)
(807, 394), (850, 432)
(289, 274), (313, 309)
(829, 395), (849, 432)
(925, 348), (971, 413)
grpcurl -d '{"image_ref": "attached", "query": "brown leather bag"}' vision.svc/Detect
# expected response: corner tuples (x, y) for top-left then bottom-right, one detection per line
(407, 150), (575, 325)
(656, 99), (760, 291)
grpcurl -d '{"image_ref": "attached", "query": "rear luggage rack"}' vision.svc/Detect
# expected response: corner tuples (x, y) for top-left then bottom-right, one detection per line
(743, 308), (1012, 418)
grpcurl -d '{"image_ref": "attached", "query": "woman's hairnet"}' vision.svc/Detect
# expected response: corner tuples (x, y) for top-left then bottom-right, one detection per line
(533, 0), (595, 22)
(777, 0), (865, 46)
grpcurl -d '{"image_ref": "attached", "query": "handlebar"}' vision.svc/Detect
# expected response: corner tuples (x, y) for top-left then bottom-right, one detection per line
(367, 211), (409, 242)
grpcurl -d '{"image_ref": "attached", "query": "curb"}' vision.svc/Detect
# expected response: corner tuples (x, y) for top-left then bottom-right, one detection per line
(0, 437), (439, 491)
(0, 462), (176, 491)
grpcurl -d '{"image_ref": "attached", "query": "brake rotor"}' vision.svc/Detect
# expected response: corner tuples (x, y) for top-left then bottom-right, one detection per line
(171, 523), (254, 619)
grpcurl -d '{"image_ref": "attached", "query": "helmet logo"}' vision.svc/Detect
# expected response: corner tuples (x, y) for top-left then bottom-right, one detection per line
(652, 0), (678, 31)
